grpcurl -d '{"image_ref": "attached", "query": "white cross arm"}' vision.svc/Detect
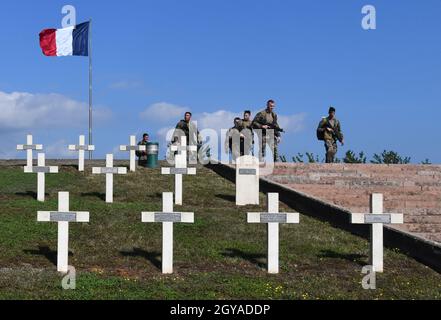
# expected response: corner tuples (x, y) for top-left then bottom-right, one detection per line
(68, 144), (95, 151)
(161, 167), (197, 175)
(24, 166), (58, 173)
(92, 167), (127, 174)
(351, 213), (404, 224)
(247, 212), (299, 224)
(141, 212), (194, 223)
(171, 145), (197, 152)
(37, 211), (90, 222)
(17, 144), (43, 150)
(119, 145), (146, 151)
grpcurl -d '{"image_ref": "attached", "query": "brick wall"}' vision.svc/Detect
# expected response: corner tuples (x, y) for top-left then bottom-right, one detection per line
(265, 164), (441, 243)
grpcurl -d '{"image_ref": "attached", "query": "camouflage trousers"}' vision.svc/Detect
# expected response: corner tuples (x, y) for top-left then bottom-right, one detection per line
(324, 139), (338, 163)
(258, 136), (279, 162)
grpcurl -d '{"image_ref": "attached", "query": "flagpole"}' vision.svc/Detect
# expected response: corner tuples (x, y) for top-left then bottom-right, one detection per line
(88, 18), (93, 160)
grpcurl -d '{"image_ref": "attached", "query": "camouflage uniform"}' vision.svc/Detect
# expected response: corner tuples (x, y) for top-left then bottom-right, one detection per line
(317, 117), (343, 163)
(172, 119), (201, 163)
(252, 109), (281, 162)
(225, 121), (243, 161)
(136, 140), (149, 167)
(241, 119), (254, 156)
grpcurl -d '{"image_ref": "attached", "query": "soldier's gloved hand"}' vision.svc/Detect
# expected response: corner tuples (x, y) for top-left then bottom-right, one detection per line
(276, 137), (281, 144)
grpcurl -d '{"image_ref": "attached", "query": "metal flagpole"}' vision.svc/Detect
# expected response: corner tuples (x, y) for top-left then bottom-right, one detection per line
(88, 18), (93, 160)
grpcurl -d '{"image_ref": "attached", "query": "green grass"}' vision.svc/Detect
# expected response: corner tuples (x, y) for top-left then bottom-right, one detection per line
(0, 162), (440, 300)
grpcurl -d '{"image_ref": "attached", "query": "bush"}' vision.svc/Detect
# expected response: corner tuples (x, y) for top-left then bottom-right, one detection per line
(371, 150), (411, 164)
(343, 150), (367, 163)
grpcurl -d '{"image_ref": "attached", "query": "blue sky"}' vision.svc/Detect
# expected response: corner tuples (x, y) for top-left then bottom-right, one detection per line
(1, 0), (440, 162)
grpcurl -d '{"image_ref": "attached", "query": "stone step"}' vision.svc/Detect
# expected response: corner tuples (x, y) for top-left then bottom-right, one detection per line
(405, 215), (441, 224)
(269, 174), (441, 186)
(405, 224), (441, 234)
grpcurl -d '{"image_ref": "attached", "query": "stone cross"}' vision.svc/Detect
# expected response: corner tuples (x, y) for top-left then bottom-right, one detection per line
(141, 192), (194, 274)
(247, 193), (299, 274)
(92, 154), (127, 203)
(16, 134), (43, 167)
(236, 155), (260, 206)
(24, 153), (58, 202)
(68, 135), (95, 171)
(351, 193), (403, 273)
(37, 192), (89, 273)
(162, 136), (196, 205)
(119, 135), (146, 172)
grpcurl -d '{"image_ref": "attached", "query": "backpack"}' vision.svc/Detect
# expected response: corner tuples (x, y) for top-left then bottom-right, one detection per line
(316, 118), (327, 141)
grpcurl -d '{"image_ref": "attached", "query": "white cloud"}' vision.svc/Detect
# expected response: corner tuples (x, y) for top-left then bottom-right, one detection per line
(0, 90), (112, 132)
(45, 139), (75, 159)
(196, 110), (240, 132)
(140, 102), (188, 123)
(278, 112), (307, 133)
(194, 109), (306, 134)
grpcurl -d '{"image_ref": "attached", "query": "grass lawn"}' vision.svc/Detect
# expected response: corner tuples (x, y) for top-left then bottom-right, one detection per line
(0, 161), (440, 299)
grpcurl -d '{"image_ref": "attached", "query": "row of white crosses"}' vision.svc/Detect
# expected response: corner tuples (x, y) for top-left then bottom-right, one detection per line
(33, 138), (197, 274)
(17, 135), (58, 202)
(35, 191), (402, 275)
(19, 134), (145, 174)
(18, 136), (403, 275)
(235, 155), (404, 274)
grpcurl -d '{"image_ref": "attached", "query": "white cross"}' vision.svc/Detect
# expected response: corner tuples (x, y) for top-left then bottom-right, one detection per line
(141, 192), (194, 274)
(92, 154), (127, 203)
(37, 192), (89, 273)
(162, 136), (196, 205)
(247, 193), (299, 274)
(24, 153), (58, 202)
(119, 135), (146, 172)
(16, 134), (43, 168)
(68, 135), (95, 171)
(351, 193), (403, 273)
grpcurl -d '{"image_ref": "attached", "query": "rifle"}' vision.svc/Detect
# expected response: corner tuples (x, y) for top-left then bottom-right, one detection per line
(266, 124), (285, 133)
(252, 113), (285, 136)
(324, 119), (342, 142)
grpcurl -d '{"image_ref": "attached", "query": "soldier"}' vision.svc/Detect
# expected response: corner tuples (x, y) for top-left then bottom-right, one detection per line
(317, 106), (344, 163)
(225, 117), (243, 161)
(172, 111), (201, 163)
(136, 133), (150, 167)
(252, 100), (283, 162)
(241, 110), (254, 155)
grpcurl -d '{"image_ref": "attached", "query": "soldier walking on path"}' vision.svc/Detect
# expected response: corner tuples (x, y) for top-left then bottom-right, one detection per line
(316, 106), (344, 163)
(172, 111), (201, 163)
(252, 100), (283, 162)
(225, 117), (243, 161)
(241, 110), (254, 156)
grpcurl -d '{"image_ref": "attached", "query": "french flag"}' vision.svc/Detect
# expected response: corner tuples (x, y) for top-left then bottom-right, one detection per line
(39, 22), (89, 57)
